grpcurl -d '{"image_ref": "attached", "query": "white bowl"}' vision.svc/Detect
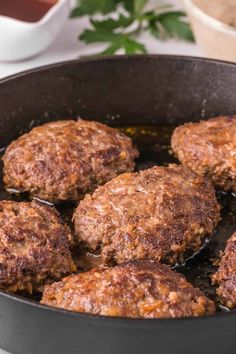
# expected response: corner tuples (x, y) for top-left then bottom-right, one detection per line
(0, 0), (72, 62)
(183, 0), (236, 62)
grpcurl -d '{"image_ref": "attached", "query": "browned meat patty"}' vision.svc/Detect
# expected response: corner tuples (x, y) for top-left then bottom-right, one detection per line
(0, 200), (76, 293)
(3, 119), (138, 203)
(212, 231), (236, 308)
(41, 260), (215, 318)
(73, 164), (220, 266)
(171, 116), (236, 192)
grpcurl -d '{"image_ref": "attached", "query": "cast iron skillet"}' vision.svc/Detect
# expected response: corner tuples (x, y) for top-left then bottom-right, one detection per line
(0, 55), (236, 354)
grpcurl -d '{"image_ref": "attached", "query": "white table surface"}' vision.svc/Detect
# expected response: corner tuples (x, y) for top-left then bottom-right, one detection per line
(0, 0), (202, 353)
(0, 0), (202, 79)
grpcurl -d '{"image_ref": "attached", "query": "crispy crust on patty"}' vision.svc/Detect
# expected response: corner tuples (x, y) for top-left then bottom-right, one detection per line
(41, 260), (215, 318)
(212, 231), (236, 308)
(0, 200), (76, 293)
(73, 164), (220, 266)
(171, 116), (236, 191)
(3, 119), (139, 203)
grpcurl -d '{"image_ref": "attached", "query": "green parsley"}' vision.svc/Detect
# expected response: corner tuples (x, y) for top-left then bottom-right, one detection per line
(71, 0), (194, 55)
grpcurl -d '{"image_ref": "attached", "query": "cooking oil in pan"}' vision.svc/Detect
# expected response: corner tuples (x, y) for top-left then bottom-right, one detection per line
(0, 125), (235, 312)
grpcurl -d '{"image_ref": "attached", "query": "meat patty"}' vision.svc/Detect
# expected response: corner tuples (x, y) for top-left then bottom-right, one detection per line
(41, 260), (215, 318)
(171, 116), (236, 192)
(73, 164), (220, 266)
(0, 200), (76, 293)
(212, 231), (236, 308)
(3, 119), (138, 203)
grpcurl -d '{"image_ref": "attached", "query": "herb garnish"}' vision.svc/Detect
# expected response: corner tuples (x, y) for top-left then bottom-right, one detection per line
(71, 0), (194, 55)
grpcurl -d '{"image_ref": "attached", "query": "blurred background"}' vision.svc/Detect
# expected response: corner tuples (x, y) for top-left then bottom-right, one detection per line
(0, 0), (235, 78)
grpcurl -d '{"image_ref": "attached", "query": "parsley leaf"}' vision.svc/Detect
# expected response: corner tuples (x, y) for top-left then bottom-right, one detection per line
(71, 0), (120, 17)
(80, 29), (121, 44)
(134, 0), (148, 14)
(91, 14), (133, 31)
(155, 11), (194, 41)
(72, 0), (194, 55)
(149, 19), (160, 39)
(122, 37), (147, 54)
(80, 28), (146, 55)
(100, 36), (147, 55)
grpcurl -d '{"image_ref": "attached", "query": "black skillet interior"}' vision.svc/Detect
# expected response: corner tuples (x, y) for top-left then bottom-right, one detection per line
(0, 55), (236, 354)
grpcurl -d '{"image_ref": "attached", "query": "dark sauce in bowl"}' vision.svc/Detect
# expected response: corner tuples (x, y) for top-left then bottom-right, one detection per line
(0, 125), (235, 313)
(0, 0), (57, 23)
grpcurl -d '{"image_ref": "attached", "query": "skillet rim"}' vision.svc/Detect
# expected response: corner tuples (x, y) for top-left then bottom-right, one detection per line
(0, 54), (236, 322)
(1, 54), (236, 85)
(0, 289), (234, 322)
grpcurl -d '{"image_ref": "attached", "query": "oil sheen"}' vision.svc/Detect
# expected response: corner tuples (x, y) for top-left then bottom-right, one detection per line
(1, 125), (235, 312)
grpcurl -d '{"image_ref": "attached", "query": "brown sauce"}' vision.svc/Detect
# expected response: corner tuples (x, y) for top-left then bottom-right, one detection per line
(0, 0), (57, 23)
